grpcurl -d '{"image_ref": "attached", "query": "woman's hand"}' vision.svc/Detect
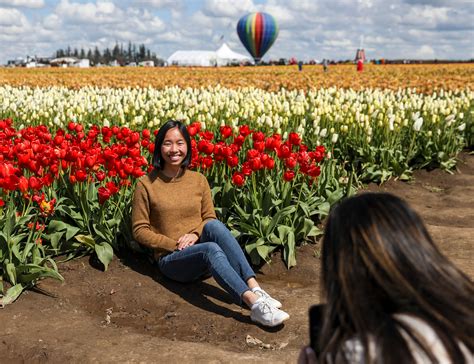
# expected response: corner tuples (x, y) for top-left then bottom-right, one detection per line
(297, 346), (318, 364)
(177, 233), (199, 250)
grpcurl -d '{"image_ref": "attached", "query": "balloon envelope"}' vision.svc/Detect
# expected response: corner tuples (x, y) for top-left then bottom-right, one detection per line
(237, 12), (278, 62)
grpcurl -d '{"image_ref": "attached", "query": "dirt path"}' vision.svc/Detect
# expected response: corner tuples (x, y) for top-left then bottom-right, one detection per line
(1, 153), (473, 364)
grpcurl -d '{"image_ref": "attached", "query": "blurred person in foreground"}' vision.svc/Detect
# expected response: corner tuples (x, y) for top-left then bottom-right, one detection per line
(132, 120), (289, 327)
(298, 192), (473, 364)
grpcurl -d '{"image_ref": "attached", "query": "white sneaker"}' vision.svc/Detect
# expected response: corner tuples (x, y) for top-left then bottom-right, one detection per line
(252, 288), (282, 309)
(250, 298), (289, 327)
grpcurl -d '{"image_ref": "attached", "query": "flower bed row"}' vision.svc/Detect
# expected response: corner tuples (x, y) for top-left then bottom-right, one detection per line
(0, 118), (339, 306)
(1, 85), (471, 181)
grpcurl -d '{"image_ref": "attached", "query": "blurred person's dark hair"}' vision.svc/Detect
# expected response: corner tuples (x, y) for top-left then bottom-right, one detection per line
(318, 192), (473, 363)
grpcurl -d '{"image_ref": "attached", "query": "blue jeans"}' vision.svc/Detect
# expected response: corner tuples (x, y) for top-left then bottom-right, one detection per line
(158, 220), (255, 303)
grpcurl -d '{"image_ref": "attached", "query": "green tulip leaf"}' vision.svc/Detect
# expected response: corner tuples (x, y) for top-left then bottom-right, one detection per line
(0, 283), (25, 308)
(95, 242), (114, 271)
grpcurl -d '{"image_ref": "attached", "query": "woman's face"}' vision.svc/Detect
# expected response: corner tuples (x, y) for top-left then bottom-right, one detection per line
(160, 127), (188, 168)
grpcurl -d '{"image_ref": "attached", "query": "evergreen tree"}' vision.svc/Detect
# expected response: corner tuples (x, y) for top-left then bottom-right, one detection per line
(138, 44), (146, 61)
(127, 41), (132, 63)
(94, 46), (101, 64)
(104, 48), (112, 64)
(112, 42), (120, 59)
(54, 42), (163, 66)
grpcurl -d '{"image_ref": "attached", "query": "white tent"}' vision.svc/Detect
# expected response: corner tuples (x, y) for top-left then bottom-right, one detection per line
(167, 51), (217, 67)
(72, 59), (90, 68)
(50, 57), (77, 66)
(215, 43), (252, 65)
(167, 44), (252, 67)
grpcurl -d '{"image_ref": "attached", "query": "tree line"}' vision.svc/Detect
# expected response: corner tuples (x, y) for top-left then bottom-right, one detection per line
(55, 42), (164, 65)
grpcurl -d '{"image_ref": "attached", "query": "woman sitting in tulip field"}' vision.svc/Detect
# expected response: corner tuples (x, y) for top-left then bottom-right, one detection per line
(298, 193), (474, 364)
(131, 120), (289, 327)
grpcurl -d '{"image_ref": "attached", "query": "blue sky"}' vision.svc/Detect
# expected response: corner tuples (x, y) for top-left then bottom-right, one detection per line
(1, 0), (473, 64)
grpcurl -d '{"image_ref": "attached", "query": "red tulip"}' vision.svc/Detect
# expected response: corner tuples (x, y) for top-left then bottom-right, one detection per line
(252, 131), (265, 142)
(264, 157), (275, 170)
(201, 131), (214, 141)
(239, 125), (252, 137)
(283, 170), (295, 182)
(106, 181), (119, 195)
(142, 129), (151, 139)
(18, 176), (28, 192)
(85, 155), (97, 169)
(289, 132), (301, 146)
(226, 155), (239, 168)
(75, 169), (88, 182)
(28, 176), (42, 190)
(220, 125), (233, 139)
(278, 144), (291, 159)
(232, 172), (245, 187)
(247, 149), (260, 159)
(285, 157), (297, 169)
(307, 165), (321, 177)
(250, 158), (263, 171)
(254, 141), (265, 152)
(242, 162), (252, 176)
(98, 186), (111, 204)
(95, 171), (106, 181)
(201, 156), (213, 169)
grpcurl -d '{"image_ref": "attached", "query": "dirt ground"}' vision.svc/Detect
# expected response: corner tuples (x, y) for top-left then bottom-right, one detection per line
(1, 152), (473, 364)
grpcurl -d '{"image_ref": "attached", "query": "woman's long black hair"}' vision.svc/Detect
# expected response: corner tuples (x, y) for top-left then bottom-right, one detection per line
(318, 192), (473, 363)
(152, 120), (192, 170)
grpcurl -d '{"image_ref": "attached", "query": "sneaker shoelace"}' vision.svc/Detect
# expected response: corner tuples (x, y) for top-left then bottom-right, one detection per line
(258, 299), (274, 315)
(255, 289), (270, 300)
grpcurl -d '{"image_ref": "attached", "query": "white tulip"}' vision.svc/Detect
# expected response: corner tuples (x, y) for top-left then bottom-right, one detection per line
(413, 117), (423, 131)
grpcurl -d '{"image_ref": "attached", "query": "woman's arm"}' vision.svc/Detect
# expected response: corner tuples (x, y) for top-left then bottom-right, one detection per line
(189, 174), (217, 238)
(132, 180), (178, 252)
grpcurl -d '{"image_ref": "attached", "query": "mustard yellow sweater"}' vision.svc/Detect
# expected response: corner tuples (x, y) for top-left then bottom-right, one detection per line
(131, 169), (216, 258)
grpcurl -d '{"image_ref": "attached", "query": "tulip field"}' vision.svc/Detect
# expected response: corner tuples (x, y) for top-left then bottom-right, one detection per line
(0, 64), (473, 306)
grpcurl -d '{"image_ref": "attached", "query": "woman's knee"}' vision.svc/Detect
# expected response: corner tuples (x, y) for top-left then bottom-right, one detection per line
(203, 220), (231, 240)
(202, 242), (225, 262)
(203, 219), (225, 233)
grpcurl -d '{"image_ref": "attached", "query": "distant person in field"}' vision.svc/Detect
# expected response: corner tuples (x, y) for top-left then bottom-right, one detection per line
(298, 193), (474, 364)
(132, 120), (290, 327)
(322, 59), (328, 73)
(357, 58), (363, 72)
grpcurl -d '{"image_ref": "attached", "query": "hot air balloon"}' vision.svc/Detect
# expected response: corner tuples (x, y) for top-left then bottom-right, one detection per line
(237, 12), (278, 63)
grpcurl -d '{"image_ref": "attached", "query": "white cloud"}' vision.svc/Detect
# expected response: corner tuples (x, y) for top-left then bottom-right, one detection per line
(203, 0), (256, 18)
(0, 0), (44, 8)
(0, 7), (29, 28)
(134, 0), (178, 8)
(402, 6), (449, 28)
(42, 13), (63, 30)
(0, 0), (473, 64)
(261, 4), (295, 25)
(417, 44), (435, 58)
(55, 0), (123, 24)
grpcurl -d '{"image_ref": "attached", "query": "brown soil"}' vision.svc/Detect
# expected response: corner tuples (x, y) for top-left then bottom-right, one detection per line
(1, 152), (473, 364)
